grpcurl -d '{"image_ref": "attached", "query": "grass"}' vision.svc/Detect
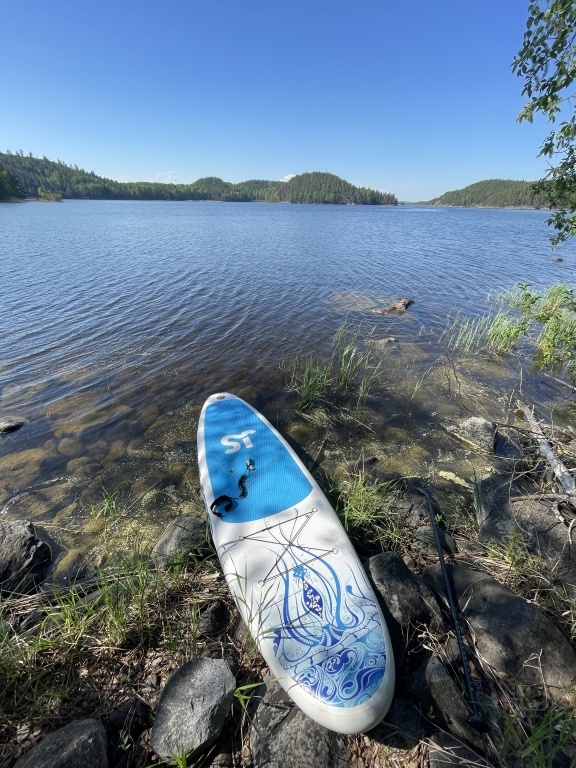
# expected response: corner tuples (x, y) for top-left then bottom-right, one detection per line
(484, 527), (544, 591)
(334, 469), (407, 555)
(0, 486), (235, 768)
(1, 560), (229, 765)
(444, 310), (529, 356)
(283, 323), (381, 412)
(6, 415), (576, 768)
(445, 283), (576, 376)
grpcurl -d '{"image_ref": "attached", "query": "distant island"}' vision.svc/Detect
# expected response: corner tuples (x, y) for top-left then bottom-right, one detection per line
(0, 152), (397, 205)
(425, 179), (547, 209)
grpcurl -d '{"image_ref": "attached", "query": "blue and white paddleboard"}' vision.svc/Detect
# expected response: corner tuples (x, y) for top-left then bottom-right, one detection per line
(197, 393), (394, 733)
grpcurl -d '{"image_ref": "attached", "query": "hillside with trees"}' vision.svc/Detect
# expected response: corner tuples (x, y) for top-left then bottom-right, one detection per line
(264, 172), (397, 205)
(0, 162), (23, 201)
(0, 153), (397, 205)
(428, 179), (548, 209)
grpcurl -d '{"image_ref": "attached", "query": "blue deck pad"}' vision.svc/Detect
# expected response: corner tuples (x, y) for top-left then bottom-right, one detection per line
(204, 398), (313, 523)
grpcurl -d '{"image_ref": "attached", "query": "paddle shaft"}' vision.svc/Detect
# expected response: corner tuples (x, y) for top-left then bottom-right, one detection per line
(416, 486), (488, 732)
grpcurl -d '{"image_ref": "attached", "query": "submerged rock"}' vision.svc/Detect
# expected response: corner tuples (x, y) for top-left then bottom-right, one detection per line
(371, 297), (414, 315)
(14, 719), (107, 768)
(151, 516), (206, 568)
(444, 416), (496, 453)
(0, 416), (27, 434)
(150, 658), (235, 761)
(249, 679), (348, 768)
(0, 520), (51, 594)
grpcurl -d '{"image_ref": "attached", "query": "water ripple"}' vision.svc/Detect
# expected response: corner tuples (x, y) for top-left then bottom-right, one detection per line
(2, 201), (574, 421)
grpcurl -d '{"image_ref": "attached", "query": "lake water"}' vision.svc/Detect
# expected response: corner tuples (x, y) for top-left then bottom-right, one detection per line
(2, 200), (575, 575)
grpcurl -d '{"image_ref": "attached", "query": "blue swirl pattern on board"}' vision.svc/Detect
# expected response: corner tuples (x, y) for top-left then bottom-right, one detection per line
(269, 545), (386, 707)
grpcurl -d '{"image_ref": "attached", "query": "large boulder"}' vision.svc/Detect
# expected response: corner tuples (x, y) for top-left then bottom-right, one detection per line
(14, 719), (107, 768)
(474, 474), (576, 593)
(249, 679), (348, 768)
(150, 658), (235, 761)
(366, 552), (444, 632)
(423, 562), (576, 698)
(0, 520), (51, 594)
(403, 656), (485, 752)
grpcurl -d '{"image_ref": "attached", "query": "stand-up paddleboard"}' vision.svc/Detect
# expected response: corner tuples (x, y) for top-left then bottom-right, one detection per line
(197, 393), (394, 733)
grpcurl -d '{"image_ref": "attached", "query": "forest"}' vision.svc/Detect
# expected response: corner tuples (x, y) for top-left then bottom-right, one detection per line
(0, 163), (23, 200)
(0, 153), (397, 205)
(428, 179), (548, 208)
(264, 172), (397, 205)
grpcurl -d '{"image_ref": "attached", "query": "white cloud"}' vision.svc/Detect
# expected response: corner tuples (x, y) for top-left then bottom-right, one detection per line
(154, 171), (177, 183)
(280, 174), (296, 182)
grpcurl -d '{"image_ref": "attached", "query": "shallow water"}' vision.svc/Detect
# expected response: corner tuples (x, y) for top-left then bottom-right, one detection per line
(2, 200), (575, 575)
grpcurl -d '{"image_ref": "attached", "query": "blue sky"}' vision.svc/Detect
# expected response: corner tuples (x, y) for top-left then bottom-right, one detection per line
(2, 1), (551, 200)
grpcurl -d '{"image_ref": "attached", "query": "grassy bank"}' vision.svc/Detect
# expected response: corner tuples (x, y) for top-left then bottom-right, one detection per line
(3, 322), (576, 768)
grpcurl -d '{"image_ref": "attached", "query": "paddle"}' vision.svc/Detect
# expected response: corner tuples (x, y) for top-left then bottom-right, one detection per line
(416, 485), (489, 733)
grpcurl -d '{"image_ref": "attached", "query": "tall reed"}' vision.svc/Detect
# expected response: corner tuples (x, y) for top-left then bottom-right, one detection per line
(284, 324), (381, 411)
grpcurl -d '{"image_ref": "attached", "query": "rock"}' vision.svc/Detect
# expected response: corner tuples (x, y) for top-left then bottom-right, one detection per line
(249, 679), (348, 768)
(368, 337), (397, 352)
(0, 520), (52, 594)
(0, 416), (26, 434)
(423, 562), (576, 697)
(473, 474), (519, 542)
(369, 696), (426, 749)
(361, 467), (430, 529)
(428, 731), (493, 768)
(233, 616), (252, 647)
(198, 600), (229, 638)
(404, 656), (485, 751)
(444, 417), (496, 453)
(151, 516), (206, 568)
(150, 658), (236, 761)
(106, 698), (151, 768)
(413, 525), (457, 556)
(372, 298), (414, 315)
(474, 474), (576, 592)
(366, 552), (444, 633)
(106, 697), (151, 740)
(13, 718), (107, 768)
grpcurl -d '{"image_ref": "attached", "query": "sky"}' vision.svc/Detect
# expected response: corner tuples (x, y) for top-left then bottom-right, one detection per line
(1, 1), (554, 201)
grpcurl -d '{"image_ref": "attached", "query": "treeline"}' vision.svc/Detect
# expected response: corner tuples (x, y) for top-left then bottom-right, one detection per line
(0, 152), (277, 201)
(265, 172), (397, 205)
(428, 179), (548, 209)
(0, 162), (23, 201)
(0, 152), (397, 205)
